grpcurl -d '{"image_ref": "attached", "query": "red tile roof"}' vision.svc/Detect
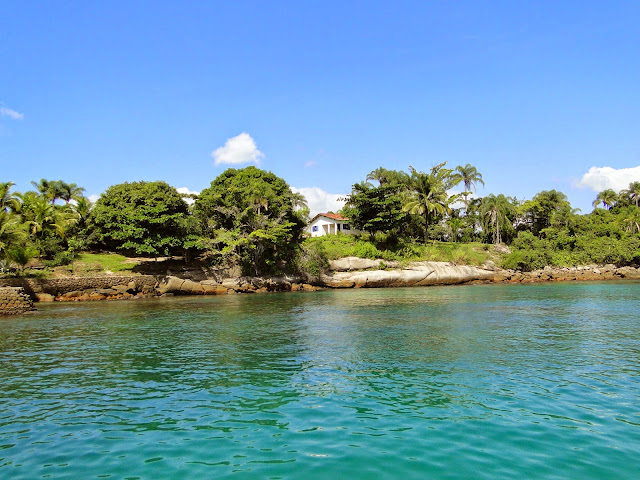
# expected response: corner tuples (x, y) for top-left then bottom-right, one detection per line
(312, 213), (349, 222)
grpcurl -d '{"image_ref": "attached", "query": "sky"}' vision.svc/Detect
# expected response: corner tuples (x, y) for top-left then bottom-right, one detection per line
(1, 1), (639, 215)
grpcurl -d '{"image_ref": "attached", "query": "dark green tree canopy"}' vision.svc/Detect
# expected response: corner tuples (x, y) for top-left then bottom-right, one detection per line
(193, 167), (306, 275)
(90, 181), (189, 256)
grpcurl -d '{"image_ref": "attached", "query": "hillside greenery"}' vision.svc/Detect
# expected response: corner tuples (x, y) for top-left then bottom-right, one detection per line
(1, 168), (639, 276)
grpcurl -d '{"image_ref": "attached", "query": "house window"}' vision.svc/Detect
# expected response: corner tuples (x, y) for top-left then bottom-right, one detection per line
(337, 224), (341, 231)
(343, 224), (351, 230)
(312, 226), (318, 232)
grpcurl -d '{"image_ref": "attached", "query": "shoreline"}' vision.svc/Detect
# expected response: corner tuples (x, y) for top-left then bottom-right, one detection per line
(2, 261), (639, 314)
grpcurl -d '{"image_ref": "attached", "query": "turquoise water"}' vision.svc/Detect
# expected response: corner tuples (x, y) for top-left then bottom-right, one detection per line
(1, 282), (640, 479)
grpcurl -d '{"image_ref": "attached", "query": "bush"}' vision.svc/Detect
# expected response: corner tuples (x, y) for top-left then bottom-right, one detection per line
(502, 249), (548, 271)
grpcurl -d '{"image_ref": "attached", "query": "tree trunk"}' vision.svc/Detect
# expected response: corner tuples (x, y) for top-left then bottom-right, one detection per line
(424, 211), (429, 245)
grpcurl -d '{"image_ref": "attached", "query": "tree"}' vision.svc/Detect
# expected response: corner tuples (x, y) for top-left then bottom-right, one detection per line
(622, 181), (640, 208)
(593, 189), (618, 210)
(30, 179), (64, 204)
(59, 182), (85, 203)
(402, 164), (458, 244)
(193, 167), (306, 275)
(0, 212), (26, 262)
(90, 181), (190, 256)
(452, 164), (485, 211)
(519, 190), (573, 236)
(344, 181), (409, 237)
(366, 167), (409, 186)
(0, 182), (18, 212)
(480, 194), (516, 244)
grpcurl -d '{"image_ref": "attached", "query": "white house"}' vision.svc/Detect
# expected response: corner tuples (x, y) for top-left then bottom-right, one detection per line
(307, 213), (360, 237)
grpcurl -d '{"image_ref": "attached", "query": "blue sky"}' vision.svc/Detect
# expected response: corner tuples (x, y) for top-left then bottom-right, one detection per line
(1, 1), (639, 214)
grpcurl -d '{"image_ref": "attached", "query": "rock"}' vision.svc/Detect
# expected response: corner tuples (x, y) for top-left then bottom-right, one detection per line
(113, 284), (130, 294)
(329, 257), (400, 271)
(62, 290), (82, 299)
(156, 276), (185, 295)
(201, 284), (229, 295)
(96, 288), (117, 296)
(493, 244), (511, 254)
(319, 274), (355, 288)
(317, 262), (494, 289)
(36, 293), (56, 302)
(483, 260), (497, 271)
(180, 279), (205, 295)
(616, 266), (640, 279)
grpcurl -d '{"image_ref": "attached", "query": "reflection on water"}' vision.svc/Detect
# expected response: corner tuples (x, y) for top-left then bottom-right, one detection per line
(1, 282), (640, 479)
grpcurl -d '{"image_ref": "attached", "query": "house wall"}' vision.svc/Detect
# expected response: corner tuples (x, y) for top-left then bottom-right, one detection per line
(307, 218), (360, 237)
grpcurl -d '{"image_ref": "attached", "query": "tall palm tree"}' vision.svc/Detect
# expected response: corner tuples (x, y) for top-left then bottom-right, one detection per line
(0, 212), (26, 261)
(31, 179), (64, 204)
(366, 167), (409, 186)
(592, 189), (618, 210)
(480, 194), (515, 245)
(0, 181), (17, 212)
(453, 164), (485, 211)
(402, 164), (454, 244)
(59, 182), (85, 203)
(72, 196), (93, 227)
(625, 181), (640, 208)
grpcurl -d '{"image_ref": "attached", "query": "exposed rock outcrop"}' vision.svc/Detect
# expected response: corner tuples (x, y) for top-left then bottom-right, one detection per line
(318, 261), (495, 288)
(329, 257), (401, 271)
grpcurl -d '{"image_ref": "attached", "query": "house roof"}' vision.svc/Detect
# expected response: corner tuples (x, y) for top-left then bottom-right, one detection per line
(310, 212), (350, 223)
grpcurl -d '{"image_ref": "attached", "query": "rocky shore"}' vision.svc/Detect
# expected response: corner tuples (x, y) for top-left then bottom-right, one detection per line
(1, 258), (639, 315)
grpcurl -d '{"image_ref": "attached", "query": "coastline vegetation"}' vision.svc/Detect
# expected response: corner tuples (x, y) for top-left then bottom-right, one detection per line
(1, 169), (639, 277)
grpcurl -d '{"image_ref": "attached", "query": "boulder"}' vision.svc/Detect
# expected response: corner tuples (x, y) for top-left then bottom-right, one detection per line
(156, 276), (185, 295)
(329, 257), (400, 271)
(36, 293), (56, 302)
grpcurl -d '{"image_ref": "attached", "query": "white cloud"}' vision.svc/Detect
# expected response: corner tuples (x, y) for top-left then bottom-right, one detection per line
(577, 165), (640, 192)
(176, 187), (199, 205)
(88, 194), (100, 203)
(292, 187), (346, 216)
(304, 160), (317, 168)
(211, 132), (264, 166)
(0, 106), (24, 120)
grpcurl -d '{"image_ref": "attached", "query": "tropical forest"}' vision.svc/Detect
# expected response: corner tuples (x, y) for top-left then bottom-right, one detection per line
(1, 164), (640, 277)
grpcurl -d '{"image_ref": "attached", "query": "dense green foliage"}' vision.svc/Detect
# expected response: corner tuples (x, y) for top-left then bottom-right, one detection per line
(90, 181), (190, 256)
(193, 166), (307, 275)
(1, 165), (639, 276)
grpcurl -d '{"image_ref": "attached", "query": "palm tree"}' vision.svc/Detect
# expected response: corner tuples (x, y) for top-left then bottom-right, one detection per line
(31, 179), (64, 204)
(59, 182), (85, 203)
(72, 196), (93, 228)
(480, 194), (515, 245)
(592, 189), (618, 210)
(620, 212), (640, 233)
(446, 216), (464, 242)
(366, 167), (409, 186)
(625, 181), (640, 208)
(402, 164), (454, 244)
(0, 212), (26, 261)
(0, 182), (17, 212)
(453, 164), (485, 211)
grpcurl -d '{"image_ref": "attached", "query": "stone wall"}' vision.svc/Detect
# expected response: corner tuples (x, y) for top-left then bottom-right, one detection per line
(0, 287), (35, 315)
(0, 276), (157, 299)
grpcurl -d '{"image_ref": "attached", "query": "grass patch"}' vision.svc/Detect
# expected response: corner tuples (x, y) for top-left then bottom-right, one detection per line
(61, 253), (137, 276)
(301, 235), (492, 269)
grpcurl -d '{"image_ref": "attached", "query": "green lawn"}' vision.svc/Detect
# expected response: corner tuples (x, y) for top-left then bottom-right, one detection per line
(65, 253), (137, 275)
(302, 235), (493, 267)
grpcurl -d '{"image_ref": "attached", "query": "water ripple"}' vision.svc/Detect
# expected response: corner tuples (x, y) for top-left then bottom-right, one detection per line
(1, 282), (640, 479)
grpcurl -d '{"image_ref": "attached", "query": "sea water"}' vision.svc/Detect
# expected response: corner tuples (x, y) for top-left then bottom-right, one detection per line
(1, 282), (639, 479)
